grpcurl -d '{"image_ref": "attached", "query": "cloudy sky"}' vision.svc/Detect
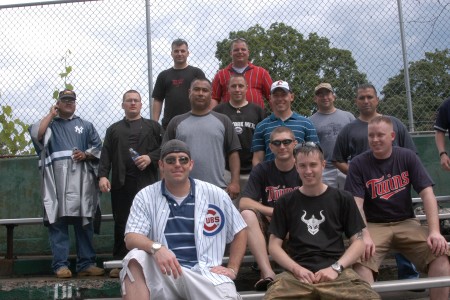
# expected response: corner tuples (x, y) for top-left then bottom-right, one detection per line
(1, 0), (449, 138)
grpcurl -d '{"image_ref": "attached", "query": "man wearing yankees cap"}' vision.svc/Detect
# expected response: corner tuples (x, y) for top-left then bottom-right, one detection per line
(120, 139), (247, 300)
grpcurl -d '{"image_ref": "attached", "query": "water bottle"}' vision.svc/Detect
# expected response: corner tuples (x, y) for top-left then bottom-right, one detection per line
(129, 148), (140, 161)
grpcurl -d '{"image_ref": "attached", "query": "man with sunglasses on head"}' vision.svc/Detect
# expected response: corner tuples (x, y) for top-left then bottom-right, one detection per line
(120, 139), (247, 300)
(152, 39), (206, 129)
(99, 90), (163, 277)
(240, 126), (302, 291)
(29, 89), (104, 278)
(264, 142), (379, 299)
(211, 37), (272, 109)
(251, 80), (319, 166)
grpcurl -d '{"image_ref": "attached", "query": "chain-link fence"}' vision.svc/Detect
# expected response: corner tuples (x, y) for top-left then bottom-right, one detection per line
(1, 0), (449, 155)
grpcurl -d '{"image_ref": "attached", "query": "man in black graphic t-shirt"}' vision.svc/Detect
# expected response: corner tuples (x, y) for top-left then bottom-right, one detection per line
(345, 116), (450, 300)
(264, 140), (378, 299)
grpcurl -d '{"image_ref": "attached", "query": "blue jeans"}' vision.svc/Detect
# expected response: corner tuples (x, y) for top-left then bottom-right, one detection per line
(48, 217), (96, 273)
(395, 253), (419, 279)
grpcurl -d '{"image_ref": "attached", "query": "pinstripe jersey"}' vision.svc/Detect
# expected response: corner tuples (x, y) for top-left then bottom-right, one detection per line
(251, 112), (319, 161)
(125, 178), (247, 286)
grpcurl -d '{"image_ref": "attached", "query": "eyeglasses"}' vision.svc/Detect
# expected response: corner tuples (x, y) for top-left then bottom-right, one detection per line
(270, 139), (294, 147)
(232, 37), (247, 42)
(124, 99), (141, 103)
(164, 156), (190, 165)
(294, 142), (323, 154)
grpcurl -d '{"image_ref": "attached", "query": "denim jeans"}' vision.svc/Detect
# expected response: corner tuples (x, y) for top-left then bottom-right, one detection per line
(395, 253), (419, 279)
(48, 217), (96, 273)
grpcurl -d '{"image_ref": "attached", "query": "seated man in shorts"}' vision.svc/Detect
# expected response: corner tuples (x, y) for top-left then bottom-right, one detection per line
(345, 116), (450, 300)
(264, 142), (379, 299)
(120, 140), (247, 300)
(240, 126), (302, 290)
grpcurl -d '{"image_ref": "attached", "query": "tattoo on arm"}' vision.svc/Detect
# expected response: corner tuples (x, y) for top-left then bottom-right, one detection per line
(355, 231), (363, 240)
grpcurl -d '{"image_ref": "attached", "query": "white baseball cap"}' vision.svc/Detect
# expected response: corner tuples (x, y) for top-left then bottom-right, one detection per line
(271, 80), (291, 94)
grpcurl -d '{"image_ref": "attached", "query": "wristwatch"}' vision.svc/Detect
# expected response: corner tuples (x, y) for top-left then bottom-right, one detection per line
(150, 242), (162, 254)
(331, 262), (343, 275)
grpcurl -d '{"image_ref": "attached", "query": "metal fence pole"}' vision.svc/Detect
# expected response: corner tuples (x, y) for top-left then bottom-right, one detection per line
(397, 0), (415, 132)
(145, 0), (153, 119)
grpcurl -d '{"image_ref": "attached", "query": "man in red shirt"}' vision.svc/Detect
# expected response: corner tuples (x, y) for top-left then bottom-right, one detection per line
(211, 38), (272, 109)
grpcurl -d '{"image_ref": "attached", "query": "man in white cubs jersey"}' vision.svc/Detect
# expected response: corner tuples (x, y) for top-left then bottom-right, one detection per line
(120, 140), (247, 300)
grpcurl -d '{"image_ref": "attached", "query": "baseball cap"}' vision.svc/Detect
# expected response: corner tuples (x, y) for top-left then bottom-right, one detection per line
(271, 80), (291, 94)
(161, 139), (191, 159)
(59, 89), (77, 100)
(314, 83), (333, 94)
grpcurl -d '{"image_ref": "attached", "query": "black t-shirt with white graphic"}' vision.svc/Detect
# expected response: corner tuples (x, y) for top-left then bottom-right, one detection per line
(345, 147), (434, 223)
(269, 187), (364, 273)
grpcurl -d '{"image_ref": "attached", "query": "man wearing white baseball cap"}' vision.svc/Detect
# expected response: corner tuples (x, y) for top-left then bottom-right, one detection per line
(251, 80), (319, 165)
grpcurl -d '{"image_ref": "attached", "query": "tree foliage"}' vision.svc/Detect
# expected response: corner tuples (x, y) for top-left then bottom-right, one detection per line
(0, 105), (34, 156)
(53, 49), (74, 100)
(381, 48), (450, 131)
(215, 23), (367, 115)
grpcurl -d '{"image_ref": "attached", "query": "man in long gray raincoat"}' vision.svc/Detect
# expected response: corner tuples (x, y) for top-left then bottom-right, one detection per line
(29, 89), (104, 278)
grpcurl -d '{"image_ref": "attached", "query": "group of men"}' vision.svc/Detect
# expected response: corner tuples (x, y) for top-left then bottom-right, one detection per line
(29, 36), (450, 300)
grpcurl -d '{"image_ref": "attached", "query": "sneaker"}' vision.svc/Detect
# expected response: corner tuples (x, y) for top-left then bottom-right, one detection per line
(109, 268), (120, 278)
(78, 266), (105, 276)
(56, 267), (72, 278)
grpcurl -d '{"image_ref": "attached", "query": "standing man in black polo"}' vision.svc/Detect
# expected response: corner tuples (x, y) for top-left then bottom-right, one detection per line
(99, 90), (163, 277)
(152, 39), (206, 129)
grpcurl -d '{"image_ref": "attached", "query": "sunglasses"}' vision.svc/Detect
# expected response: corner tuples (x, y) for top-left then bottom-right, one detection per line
(270, 139), (294, 147)
(232, 37), (247, 42)
(164, 156), (190, 165)
(294, 142), (323, 154)
(60, 98), (76, 103)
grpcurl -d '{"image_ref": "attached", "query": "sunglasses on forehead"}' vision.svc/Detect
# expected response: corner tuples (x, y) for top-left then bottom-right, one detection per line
(163, 156), (190, 165)
(270, 139), (294, 147)
(294, 142), (323, 154)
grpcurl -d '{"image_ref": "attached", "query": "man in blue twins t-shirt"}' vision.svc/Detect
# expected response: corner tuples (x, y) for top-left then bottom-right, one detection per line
(345, 115), (450, 300)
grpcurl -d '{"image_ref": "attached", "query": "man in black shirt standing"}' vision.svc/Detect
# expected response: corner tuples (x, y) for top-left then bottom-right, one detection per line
(152, 39), (206, 129)
(214, 74), (265, 193)
(99, 90), (162, 277)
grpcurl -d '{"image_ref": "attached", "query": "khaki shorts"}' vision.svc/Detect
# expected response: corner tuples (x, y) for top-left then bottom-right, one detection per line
(264, 269), (380, 300)
(358, 218), (450, 273)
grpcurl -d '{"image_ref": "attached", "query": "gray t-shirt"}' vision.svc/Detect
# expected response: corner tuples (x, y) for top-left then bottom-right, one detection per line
(309, 109), (355, 168)
(163, 111), (241, 188)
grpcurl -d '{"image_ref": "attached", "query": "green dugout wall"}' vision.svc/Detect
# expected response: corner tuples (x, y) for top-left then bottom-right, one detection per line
(1, 134), (450, 257)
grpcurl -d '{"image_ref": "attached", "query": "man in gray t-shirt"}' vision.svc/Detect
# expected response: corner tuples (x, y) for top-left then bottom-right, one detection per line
(163, 78), (242, 199)
(309, 83), (355, 188)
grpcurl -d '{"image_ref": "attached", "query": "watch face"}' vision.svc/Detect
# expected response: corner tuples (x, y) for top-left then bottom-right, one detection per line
(332, 263), (342, 273)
